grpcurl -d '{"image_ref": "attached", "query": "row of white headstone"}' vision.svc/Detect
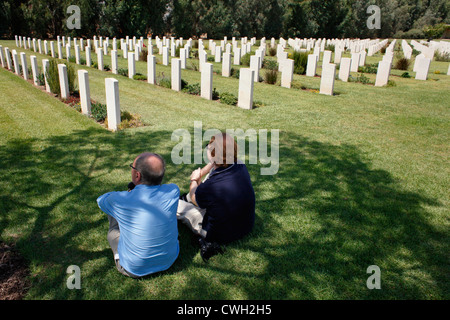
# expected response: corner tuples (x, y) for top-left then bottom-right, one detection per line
(7, 35), (450, 105)
(0, 45), (122, 131)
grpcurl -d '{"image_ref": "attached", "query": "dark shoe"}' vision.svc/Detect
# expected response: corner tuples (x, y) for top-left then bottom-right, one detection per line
(179, 192), (188, 201)
(199, 238), (225, 262)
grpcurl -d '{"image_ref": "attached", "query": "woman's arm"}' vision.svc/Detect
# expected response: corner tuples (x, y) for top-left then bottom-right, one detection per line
(189, 162), (213, 206)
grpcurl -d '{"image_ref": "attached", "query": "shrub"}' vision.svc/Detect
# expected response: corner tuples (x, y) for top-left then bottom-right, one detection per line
(263, 58), (278, 70)
(158, 77), (171, 88)
(435, 51), (450, 62)
(37, 72), (45, 86)
(219, 92), (237, 106)
(241, 53), (251, 66)
(264, 69), (278, 85)
(45, 59), (60, 95)
(212, 88), (220, 100)
(182, 83), (201, 95)
(394, 58), (411, 70)
(358, 63), (378, 74)
(90, 101), (107, 122)
(103, 64), (111, 71)
(133, 73), (147, 81)
(292, 51), (308, 75)
(232, 68), (240, 79)
(268, 47), (277, 56)
(207, 55), (215, 62)
(325, 44), (335, 52)
(139, 49), (148, 62)
(349, 74), (373, 85)
(118, 68), (128, 77)
(401, 72), (411, 78)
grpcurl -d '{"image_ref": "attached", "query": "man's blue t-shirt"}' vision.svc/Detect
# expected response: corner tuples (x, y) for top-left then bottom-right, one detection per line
(97, 184), (180, 277)
(195, 164), (255, 244)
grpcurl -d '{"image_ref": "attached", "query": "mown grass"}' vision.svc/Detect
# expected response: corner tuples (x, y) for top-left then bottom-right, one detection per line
(0, 39), (449, 300)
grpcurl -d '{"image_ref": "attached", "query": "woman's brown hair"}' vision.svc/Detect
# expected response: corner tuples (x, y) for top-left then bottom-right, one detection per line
(209, 133), (238, 168)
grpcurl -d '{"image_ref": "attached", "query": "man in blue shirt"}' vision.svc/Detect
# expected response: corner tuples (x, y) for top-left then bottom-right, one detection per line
(97, 152), (180, 278)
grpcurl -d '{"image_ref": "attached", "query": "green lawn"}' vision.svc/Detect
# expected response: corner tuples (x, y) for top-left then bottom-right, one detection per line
(0, 39), (449, 299)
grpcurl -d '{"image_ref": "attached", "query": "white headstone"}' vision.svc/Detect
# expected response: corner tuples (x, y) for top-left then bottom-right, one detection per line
(322, 50), (332, 65)
(280, 59), (294, 88)
(350, 53), (360, 72)
(111, 50), (118, 74)
(0, 45), (4, 68)
(147, 55), (156, 85)
(42, 59), (50, 92)
(163, 46), (169, 66)
(86, 47), (91, 67)
(128, 52), (135, 78)
(234, 48), (241, 65)
(413, 54), (424, 73)
(30, 55), (38, 85)
(237, 68), (254, 110)
(201, 62), (213, 100)
(180, 48), (186, 69)
(222, 52), (231, 77)
(78, 70), (91, 115)
(447, 63), (450, 76)
(4, 47), (12, 70)
(66, 44), (71, 61)
(415, 57), (431, 81)
(12, 50), (20, 75)
(375, 60), (391, 87)
(58, 64), (69, 99)
(50, 41), (55, 58)
(105, 78), (121, 131)
(306, 54), (317, 77)
(338, 57), (351, 82)
(250, 55), (260, 82)
(58, 41), (63, 59)
(20, 52), (28, 80)
(75, 45), (81, 64)
(96, 48), (103, 71)
(320, 63), (336, 96)
(215, 46), (222, 63)
(171, 58), (181, 91)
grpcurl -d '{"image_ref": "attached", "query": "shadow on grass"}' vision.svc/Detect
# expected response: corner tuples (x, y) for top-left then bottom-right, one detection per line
(0, 128), (447, 299)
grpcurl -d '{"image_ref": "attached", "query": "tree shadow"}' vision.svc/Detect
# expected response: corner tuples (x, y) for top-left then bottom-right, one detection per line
(0, 127), (199, 299)
(0, 128), (447, 299)
(175, 131), (448, 299)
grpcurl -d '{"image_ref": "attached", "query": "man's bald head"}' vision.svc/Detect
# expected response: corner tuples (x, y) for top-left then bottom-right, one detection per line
(134, 152), (165, 185)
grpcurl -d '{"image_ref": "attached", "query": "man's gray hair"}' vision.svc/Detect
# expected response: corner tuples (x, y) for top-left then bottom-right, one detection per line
(135, 153), (165, 185)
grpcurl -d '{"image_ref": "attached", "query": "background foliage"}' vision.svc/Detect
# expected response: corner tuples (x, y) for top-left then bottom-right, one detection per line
(0, 0), (449, 39)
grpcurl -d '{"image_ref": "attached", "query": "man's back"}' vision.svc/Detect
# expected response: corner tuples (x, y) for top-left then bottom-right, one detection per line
(97, 183), (180, 276)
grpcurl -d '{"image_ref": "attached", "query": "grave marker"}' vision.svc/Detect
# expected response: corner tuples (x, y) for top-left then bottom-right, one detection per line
(320, 63), (336, 95)
(147, 55), (156, 84)
(30, 55), (38, 85)
(128, 52), (136, 78)
(201, 62), (213, 100)
(338, 57), (351, 82)
(42, 59), (50, 92)
(374, 60), (391, 87)
(171, 58), (181, 91)
(237, 68), (254, 110)
(105, 78), (121, 131)
(78, 70), (91, 115)
(58, 63), (70, 99)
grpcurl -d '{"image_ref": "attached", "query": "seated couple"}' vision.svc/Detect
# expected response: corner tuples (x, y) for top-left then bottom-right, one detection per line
(96, 133), (255, 278)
